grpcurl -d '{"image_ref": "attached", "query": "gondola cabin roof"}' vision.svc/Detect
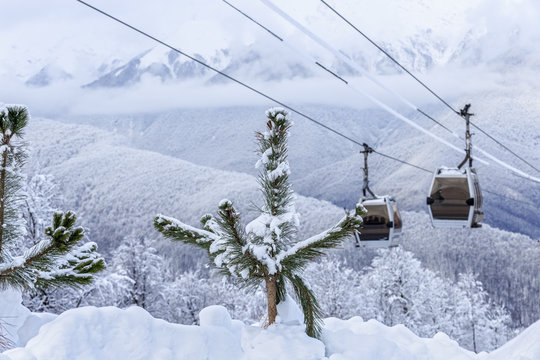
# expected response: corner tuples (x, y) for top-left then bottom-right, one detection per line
(435, 167), (467, 177)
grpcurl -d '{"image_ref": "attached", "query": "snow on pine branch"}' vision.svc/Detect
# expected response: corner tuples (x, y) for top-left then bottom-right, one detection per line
(276, 213), (353, 263)
(155, 214), (218, 244)
(265, 107), (288, 120)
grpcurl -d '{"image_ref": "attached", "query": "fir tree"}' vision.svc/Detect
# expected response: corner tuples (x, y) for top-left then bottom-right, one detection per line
(154, 108), (364, 337)
(0, 105), (105, 290)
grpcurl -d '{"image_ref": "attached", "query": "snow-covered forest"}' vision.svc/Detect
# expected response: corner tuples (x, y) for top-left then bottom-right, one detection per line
(1, 0), (540, 359)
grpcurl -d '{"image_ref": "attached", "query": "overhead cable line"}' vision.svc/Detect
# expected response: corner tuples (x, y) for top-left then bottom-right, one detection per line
(256, 0), (458, 139)
(319, 0), (540, 175)
(76, 0), (430, 174)
(255, 0), (540, 183)
(222, 0), (486, 165)
(372, 150), (430, 173)
(320, 0), (458, 115)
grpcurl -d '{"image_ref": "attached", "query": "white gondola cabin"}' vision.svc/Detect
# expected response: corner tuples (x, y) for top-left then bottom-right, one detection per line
(426, 167), (483, 228)
(353, 143), (403, 248)
(426, 104), (484, 228)
(355, 196), (402, 248)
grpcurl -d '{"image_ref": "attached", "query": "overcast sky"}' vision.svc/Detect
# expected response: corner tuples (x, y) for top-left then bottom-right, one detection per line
(1, 0), (539, 116)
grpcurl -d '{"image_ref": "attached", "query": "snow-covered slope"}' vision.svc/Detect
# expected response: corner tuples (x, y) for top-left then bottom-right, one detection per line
(3, 302), (540, 360)
(0, 290), (30, 348)
(25, 118), (345, 257)
(399, 211), (540, 328)
(25, 117), (540, 328)
(487, 319), (540, 360)
(57, 93), (540, 240)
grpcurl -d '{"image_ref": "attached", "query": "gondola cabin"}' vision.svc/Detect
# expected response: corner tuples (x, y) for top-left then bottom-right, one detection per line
(426, 167), (483, 228)
(355, 196), (402, 248)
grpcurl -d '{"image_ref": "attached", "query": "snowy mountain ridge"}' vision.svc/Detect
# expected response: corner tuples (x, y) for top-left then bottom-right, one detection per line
(2, 0), (540, 89)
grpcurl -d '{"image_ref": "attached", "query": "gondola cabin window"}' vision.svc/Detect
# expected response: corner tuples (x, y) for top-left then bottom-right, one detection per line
(430, 177), (470, 221)
(360, 204), (390, 241)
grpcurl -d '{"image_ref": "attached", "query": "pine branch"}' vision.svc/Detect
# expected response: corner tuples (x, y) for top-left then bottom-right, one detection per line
(153, 214), (217, 252)
(287, 273), (323, 338)
(276, 272), (287, 304)
(278, 206), (364, 272)
(34, 242), (106, 288)
(214, 200), (264, 278)
(0, 211), (105, 290)
(0, 106), (28, 257)
(155, 202), (264, 279)
(255, 109), (293, 220)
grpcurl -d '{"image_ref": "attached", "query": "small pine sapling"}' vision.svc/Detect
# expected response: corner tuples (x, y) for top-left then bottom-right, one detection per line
(0, 106), (105, 291)
(155, 108), (364, 337)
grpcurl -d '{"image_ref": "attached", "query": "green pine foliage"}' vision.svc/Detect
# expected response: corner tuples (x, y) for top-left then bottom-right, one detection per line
(155, 108), (364, 338)
(0, 105), (105, 291)
(1, 211), (106, 289)
(0, 106), (28, 260)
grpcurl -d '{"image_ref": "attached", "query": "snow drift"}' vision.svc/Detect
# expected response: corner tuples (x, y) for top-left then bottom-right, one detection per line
(3, 299), (539, 360)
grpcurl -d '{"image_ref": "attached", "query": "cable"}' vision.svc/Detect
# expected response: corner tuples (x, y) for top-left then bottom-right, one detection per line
(372, 150), (431, 173)
(223, 0), (488, 165)
(320, 0), (459, 115)
(256, 0), (457, 138)
(253, 0), (488, 165)
(471, 123), (540, 174)
(255, 0), (540, 183)
(319, 0), (540, 175)
(222, 0), (283, 41)
(76, 0), (430, 174)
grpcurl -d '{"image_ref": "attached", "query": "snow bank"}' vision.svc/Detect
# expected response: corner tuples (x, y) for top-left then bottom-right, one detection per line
(487, 319), (540, 360)
(323, 317), (476, 360)
(3, 306), (243, 360)
(275, 294), (304, 325)
(16, 313), (57, 348)
(2, 303), (540, 360)
(242, 323), (324, 360)
(0, 290), (31, 347)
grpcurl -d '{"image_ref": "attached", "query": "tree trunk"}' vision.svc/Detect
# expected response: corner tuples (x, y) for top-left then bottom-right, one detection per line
(472, 322), (477, 353)
(0, 147), (8, 254)
(265, 275), (278, 326)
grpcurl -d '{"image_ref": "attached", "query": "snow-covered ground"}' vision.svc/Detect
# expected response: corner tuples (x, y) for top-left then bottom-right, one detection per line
(1, 290), (539, 360)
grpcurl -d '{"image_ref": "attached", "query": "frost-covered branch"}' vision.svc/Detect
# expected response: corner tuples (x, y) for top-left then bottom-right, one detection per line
(154, 214), (218, 252)
(278, 206), (364, 272)
(0, 211), (105, 290)
(155, 201), (264, 281)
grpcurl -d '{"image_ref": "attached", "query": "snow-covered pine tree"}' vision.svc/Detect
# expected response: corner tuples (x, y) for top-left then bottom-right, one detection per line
(0, 105), (105, 290)
(154, 108), (364, 338)
(110, 236), (165, 310)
